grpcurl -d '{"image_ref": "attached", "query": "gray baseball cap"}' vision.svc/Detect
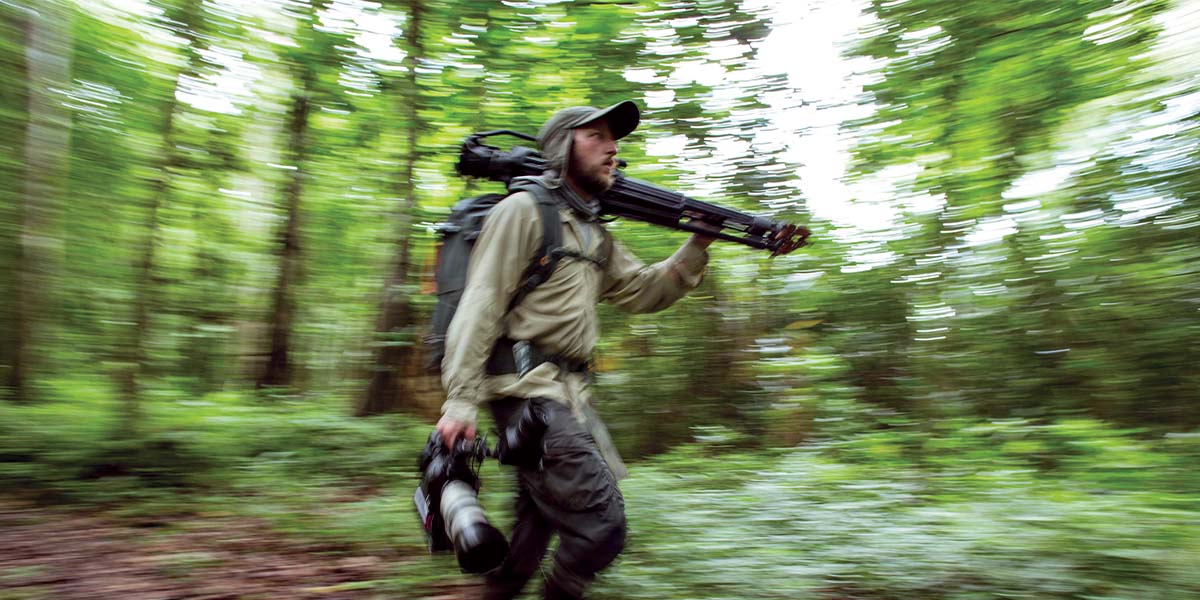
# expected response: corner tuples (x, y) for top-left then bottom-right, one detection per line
(537, 100), (641, 171)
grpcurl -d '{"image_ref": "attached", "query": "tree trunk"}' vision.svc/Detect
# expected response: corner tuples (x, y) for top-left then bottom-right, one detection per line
(258, 66), (313, 390)
(185, 247), (230, 394)
(121, 156), (167, 438)
(359, 0), (424, 415)
(117, 0), (208, 438)
(9, 1), (71, 403)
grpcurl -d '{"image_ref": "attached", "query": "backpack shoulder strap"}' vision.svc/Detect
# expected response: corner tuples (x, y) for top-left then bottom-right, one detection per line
(595, 223), (613, 268)
(507, 182), (563, 311)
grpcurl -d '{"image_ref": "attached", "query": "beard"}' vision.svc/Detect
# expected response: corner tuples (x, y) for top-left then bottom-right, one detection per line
(569, 162), (614, 197)
(575, 172), (611, 197)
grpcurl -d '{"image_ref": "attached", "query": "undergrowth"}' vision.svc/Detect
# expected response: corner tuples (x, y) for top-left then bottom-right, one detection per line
(2, 380), (1198, 599)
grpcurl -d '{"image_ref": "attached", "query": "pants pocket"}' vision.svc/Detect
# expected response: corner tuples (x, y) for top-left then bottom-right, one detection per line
(538, 445), (616, 512)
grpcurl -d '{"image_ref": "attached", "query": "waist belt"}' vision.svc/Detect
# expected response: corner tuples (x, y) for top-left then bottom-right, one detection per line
(486, 337), (590, 376)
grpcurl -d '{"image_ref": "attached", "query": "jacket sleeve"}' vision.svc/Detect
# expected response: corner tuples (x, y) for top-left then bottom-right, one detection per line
(440, 192), (541, 426)
(600, 235), (709, 313)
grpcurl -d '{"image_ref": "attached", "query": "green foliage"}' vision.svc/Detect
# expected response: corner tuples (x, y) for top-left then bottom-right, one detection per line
(1, 0), (1199, 596)
(3, 388), (1197, 598)
(600, 420), (1200, 600)
(0, 381), (415, 494)
(829, 0), (1199, 432)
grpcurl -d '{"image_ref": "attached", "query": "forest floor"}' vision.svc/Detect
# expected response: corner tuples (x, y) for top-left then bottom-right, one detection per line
(0, 498), (476, 600)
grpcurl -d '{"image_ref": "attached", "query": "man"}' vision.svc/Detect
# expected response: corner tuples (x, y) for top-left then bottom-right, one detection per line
(437, 100), (713, 600)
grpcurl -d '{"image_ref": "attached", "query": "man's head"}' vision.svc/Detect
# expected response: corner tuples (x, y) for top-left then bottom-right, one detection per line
(537, 101), (640, 198)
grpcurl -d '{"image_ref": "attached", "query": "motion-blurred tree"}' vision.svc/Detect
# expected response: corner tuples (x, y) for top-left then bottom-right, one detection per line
(114, 0), (220, 436)
(257, 0), (355, 390)
(360, 0), (427, 415)
(845, 0), (1178, 423)
(7, 0), (72, 404)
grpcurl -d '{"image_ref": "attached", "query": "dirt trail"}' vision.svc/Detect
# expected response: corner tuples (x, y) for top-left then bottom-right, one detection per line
(0, 500), (477, 600)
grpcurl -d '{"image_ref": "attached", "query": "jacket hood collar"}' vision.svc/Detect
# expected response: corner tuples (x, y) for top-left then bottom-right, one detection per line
(510, 173), (602, 222)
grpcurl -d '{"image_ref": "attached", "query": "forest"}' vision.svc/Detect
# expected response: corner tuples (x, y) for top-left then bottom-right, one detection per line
(1, 0), (1198, 598)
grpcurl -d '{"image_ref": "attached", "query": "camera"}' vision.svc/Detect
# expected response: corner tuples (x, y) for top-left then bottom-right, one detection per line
(412, 401), (552, 573)
(414, 431), (509, 574)
(496, 397), (551, 468)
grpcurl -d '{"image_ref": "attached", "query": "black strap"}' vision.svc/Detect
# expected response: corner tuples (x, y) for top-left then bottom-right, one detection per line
(563, 225), (612, 268)
(506, 183), (562, 312)
(486, 337), (590, 376)
(599, 225), (613, 264)
(488, 183), (604, 376)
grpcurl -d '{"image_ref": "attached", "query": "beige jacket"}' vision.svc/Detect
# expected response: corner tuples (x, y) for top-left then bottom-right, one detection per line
(440, 189), (708, 477)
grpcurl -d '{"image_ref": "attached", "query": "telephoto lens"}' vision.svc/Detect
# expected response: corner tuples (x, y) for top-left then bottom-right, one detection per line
(439, 479), (509, 573)
(414, 431), (509, 573)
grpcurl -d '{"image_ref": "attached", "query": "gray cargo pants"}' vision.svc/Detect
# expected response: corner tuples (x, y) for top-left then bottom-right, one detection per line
(484, 397), (626, 600)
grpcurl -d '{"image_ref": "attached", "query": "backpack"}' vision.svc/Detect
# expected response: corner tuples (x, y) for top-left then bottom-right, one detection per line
(425, 181), (564, 373)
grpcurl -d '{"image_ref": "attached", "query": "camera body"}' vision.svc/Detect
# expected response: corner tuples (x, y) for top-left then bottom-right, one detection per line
(414, 431), (509, 573)
(496, 397), (551, 468)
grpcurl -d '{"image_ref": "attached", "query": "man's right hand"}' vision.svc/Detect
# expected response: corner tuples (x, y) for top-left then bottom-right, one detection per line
(436, 415), (477, 449)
